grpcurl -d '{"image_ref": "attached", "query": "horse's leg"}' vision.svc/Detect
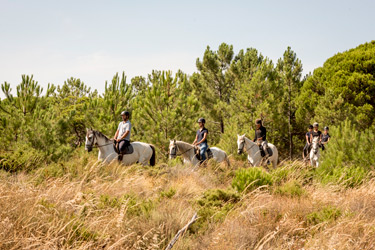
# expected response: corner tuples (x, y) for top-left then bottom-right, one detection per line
(272, 157), (277, 169)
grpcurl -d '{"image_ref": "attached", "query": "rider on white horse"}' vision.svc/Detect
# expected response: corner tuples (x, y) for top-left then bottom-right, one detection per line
(113, 111), (131, 161)
(253, 119), (269, 159)
(192, 118), (208, 164)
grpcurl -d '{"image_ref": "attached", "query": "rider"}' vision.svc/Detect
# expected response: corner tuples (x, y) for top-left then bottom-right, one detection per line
(321, 126), (330, 150)
(193, 118), (208, 163)
(253, 119), (268, 157)
(303, 125), (313, 159)
(114, 111), (131, 160)
(310, 122), (322, 146)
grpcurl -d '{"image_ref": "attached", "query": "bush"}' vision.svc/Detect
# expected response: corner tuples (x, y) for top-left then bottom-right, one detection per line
(316, 120), (374, 187)
(231, 167), (273, 193)
(273, 180), (305, 197)
(0, 144), (45, 172)
(306, 205), (342, 226)
(160, 187), (176, 199)
(317, 165), (368, 188)
(192, 189), (240, 232)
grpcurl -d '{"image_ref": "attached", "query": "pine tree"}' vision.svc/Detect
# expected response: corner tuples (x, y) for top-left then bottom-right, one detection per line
(276, 47), (303, 158)
(132, 70), (200, 156)
(193, 43), (234, 138)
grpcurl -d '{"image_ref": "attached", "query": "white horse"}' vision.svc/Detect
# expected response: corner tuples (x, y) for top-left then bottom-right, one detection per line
(85, 129), (156, 166)
(237, 134), (278, 168)
(310, 137), (320, 167)
(169, 140), (230, 166)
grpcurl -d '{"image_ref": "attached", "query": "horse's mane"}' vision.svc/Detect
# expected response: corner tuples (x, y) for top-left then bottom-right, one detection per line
(94, 130), (112, 141)
(175, 140), (194, 151)
(243, 136), (255, 144)
(176, 140), (193, 147)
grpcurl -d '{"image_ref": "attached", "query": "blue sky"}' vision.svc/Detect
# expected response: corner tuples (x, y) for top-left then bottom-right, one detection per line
(0, 0), (374, 97)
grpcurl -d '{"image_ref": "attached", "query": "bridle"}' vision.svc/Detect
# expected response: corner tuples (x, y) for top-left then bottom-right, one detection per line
(86, 131), (113, 150)
(238, 139), (256, 153)
(170, 144), (195, 157)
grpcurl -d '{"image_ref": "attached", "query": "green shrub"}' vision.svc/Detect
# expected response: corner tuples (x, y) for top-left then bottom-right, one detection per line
(231, 167), (273, 193)
(316, 120), (374, 187)
(192, 189), (240, 233)
(0, 144), (45, 172)
(306, 205), (342, 226)
(274, 180), (305, 197)
(98, 193), (155, 218)
(160, 187), (176, 199)
(317, 165), (368, 188)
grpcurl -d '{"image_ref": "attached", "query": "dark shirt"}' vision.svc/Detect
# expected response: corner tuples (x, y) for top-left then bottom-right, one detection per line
(321, 133), (331, 143)
(254, 126), (267, 142)
(306, 131), (312, 143)
(311, 130), (322, 139)
(197, 128), (208, 143)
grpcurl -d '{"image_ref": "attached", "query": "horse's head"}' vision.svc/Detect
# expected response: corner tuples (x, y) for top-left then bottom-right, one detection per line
(169, 139), (178, 159)
(85, 128), (96, 152)
(311, 137), (319, 154)
(237, 134), (246, 155)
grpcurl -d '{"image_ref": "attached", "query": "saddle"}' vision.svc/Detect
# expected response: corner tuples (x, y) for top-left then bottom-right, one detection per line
(195, 147), (213, 161)
(113, 141), (134, 161)
(259, 145), (273, 158)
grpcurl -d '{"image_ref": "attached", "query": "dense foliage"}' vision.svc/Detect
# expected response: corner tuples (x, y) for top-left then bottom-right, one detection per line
(1, 41), (374, 171)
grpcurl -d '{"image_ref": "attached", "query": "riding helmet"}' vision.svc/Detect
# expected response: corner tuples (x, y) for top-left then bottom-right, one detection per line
(308, 125), (313, 129)
(255, 119), (262, 125)
(324, 126), (329, 130)
(197, 118), (206, 123)
(313, 122), (319, 127)
(121, 111), (130, 116)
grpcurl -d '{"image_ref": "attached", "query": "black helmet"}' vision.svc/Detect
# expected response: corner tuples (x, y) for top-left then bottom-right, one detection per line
(324, 126), (329, 130)
(121, 111), (130, 116)
(197, 118), (205, 123)
(255, 119), (262, 125)
(308, 125), (313, 129)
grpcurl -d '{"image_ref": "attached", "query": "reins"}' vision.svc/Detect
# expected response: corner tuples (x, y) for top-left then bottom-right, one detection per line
(240, 141), (257, 153)
(170, 144), (196, 157)
(87, 132), (114, 148)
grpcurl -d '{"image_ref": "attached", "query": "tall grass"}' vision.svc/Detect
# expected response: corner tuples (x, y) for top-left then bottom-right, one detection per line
(1, 154), (375, 249)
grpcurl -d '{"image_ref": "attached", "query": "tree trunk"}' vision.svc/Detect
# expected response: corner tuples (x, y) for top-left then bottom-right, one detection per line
(220, 117), (224, 134)
(288, 80), (293, 159)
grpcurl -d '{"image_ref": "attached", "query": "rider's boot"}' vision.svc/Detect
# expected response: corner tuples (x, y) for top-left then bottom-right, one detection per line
(118, 154), (123, 162)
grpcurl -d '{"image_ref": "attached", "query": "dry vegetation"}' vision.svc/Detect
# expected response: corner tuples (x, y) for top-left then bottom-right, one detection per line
(1, 152), (375, 250)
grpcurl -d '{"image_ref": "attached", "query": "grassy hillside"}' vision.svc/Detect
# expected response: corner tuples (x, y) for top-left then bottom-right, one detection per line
(1, 151), (375, 249)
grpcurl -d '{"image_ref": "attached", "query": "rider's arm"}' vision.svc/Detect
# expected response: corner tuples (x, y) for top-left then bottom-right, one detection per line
(193, 134), (198, 145)
(114, 130), (119, 140)
(306, 134), (309, 144)
(253, 131), (257, 142)
(197, 132), (207, 145)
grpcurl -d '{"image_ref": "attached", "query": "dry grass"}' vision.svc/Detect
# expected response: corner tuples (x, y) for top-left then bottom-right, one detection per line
(0, 156), (375, 249)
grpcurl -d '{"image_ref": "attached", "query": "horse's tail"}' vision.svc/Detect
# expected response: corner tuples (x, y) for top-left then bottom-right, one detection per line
(149, 145), (156, 166)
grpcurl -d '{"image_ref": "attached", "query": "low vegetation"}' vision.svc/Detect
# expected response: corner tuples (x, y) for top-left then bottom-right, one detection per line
(1, 154), (375, 249)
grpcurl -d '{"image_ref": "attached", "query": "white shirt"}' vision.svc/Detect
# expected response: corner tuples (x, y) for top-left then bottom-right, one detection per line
(117, 120), (131, 141)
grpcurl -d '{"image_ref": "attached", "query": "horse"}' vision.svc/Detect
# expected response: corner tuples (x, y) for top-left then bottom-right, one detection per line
(310, 137), (320, 167)
(237, 134), (278, 168)
(168, 140), (230, 166)
(85, 129), (156, 166)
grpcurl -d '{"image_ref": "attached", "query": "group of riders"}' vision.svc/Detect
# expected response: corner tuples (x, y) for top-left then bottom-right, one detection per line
(303, 123), (331, 160)
(113, 111), (330, 163)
